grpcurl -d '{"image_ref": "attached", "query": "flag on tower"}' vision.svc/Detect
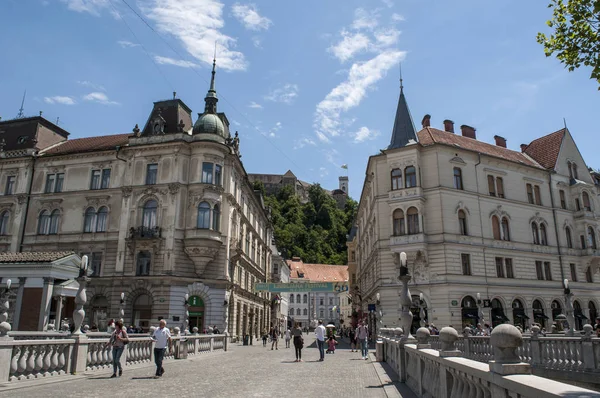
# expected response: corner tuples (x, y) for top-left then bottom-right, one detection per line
(341, 164), (348, 169)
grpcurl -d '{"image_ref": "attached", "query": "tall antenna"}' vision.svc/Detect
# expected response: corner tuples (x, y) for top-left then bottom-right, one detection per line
(399, 63), (404, 92)
(16, 90), (26, 119)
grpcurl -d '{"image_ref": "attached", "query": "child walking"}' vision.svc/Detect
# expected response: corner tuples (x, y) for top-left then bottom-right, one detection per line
(326, 335), (337, 354)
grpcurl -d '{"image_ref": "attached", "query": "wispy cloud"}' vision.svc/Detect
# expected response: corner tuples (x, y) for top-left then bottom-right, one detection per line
(265, 83), (299, 104)
(391, 13), (405, 22)
(382, 0), (394, 7)
(252, 36), (263, 48)
(231, 3), (272, 31)
(60, 0), (109, 16)
(353, 126), (379, 143)
(294, 137), (317, 149)
(77, 80), (105, 91)
(44, 96), (76, 105)
(314, 50), (405, 142)
(374, 28), (400, 47)
(154, 55), (197, 68)
(328, 31), (371, 63)
(117, 40), (139, 48)
(352, 8), (380, 31)
(248, 101), (263, 109)
(140, 0), (247, 71)
(268, 121), (282, 137)
(319, 167), (329, 178)
(83, 92), (119, 105)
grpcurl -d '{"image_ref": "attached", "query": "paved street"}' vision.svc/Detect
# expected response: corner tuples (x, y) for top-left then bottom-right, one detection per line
(0, 336), (412, 398)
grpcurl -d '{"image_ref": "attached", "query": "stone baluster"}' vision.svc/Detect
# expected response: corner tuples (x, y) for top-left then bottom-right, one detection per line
(439, 327), (461, 357)
(530, 325), (542, 366)
(462, 327), (471, 358)
(416, 327), (431, 349)
(581, 324), (596, 370)
(489, 323), (531, 375)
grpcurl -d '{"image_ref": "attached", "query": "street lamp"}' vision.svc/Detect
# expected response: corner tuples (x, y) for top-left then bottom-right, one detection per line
(398, 252), (414, 340)
(72, 255), (89, 335)
(476, 292), (485, 327)
(419, 293), (426, 328)
(563, 279), (575, 336)
(0, 279), (12, 336)
(119, 292), (125, 322)
(184, 293), (190, 334)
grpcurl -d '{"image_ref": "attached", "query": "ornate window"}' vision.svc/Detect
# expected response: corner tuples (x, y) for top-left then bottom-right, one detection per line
(588, 226), (597, 250)
(303, 294), (307, 304)
(38, 210), (50, 235)
(405, 166), (416, 188)
(496, 177), (505, 198)
(540, 224), (548, 245)
(146, 164), (158, 185)
(453, 167), (463, 190)
(572, 163), (578, 179)
(586, 266), (593, 283)
(0, 211), (9, 235)
(406, 207), (419, 235)
(197, 202), (211, 229)
(290, 295), (294, 304)
(492, 216), (501, 240)
(212, 204), (220, 231)
(526, 184), (534, 204)
(84, 207), (96, 233)
(136, 251), (151, 276)
(202, 162), (214, 184)
(488, 175), (496, 196)
(583, 192), (592, 211)
(142, 200), (158, 229)
(534, 185), (542, 205)
(96, 207), (108, 232)
(49, 210), (60, 234)
(501, 217), (510, 241)
(532, 222), (540, 244)
(566, 227), (573, 248)
(392, 209), (405, 236)
(215, 164), (222, 186)
(91, 169), (110, 190)
(4, 176), (16, 195)
(296, 308), (301, 316)
(303, 309), (308, 316)
(458, 210), (468, 236)
(559, 190), (567, 209)
(391, 168), (402, 190)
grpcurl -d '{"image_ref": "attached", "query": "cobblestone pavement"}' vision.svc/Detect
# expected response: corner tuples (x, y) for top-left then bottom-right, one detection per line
(0, 336), (404, 398)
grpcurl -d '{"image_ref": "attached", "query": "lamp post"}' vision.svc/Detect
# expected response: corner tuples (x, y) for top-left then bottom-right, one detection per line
(119, 292), (125, 323)
(398, 252), (414, 340)
(184, 293), (190, 334)
(476, 292), (485, 327)
(72, 255), (89, 335)
(0, 279), (12, 337)
(419, 293), (426, 328)
(563, 279), (576, 336)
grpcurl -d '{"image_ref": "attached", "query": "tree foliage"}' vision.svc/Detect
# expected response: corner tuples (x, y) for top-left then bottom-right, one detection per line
(537, 0), (600, 89)
(257, 181), (357, 265)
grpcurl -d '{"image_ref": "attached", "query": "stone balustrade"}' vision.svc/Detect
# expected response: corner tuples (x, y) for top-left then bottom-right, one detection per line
(0, 333), (228, 383)
(378, 325), (600, 397)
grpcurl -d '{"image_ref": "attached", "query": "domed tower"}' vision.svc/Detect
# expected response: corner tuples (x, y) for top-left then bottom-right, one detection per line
(193, 58), (231, 142)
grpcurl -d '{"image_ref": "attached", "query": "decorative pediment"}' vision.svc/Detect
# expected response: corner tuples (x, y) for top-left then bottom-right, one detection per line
(85, 195), (111, 208)
(490, 205), (510, 220)
(389, 159), (417, 170)
(204, 154), (223, 164)
(5, 168), (19, 176)
(455, 201), (470, 215)
(450, 156), (466, 165)
(529, 212), (547, 226)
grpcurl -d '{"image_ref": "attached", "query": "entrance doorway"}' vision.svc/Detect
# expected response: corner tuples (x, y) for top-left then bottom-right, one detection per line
(132, 294), (152, 332)
(461, 296), (478, 328)
(90, 295), (109, 331)
(512, 299), (528, 330)
(188, 295), (205, 333)
(491, 299), (508, 327)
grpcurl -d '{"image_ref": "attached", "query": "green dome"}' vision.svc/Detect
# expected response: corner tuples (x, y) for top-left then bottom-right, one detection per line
(193, 113), (225, 137)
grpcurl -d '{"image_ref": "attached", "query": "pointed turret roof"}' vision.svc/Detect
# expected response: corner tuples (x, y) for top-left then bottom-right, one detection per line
(388, 83), (417, 150)
(204, 58), (218, 114)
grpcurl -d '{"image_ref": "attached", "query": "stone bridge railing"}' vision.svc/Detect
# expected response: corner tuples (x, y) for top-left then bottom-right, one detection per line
(0, 332), (228, 383)
(377, 325), (600, 398)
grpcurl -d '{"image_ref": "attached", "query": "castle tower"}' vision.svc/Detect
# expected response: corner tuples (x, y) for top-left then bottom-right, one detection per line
(339, 176), (348, 194)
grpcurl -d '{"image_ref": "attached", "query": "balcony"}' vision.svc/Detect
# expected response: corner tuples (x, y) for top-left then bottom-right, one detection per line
(388, 187), (423, 201)
(574, 209), (595, 220)
(389, 233), (425, 246)
(129, 226), (161, 239)
(184, 229), (222, 277)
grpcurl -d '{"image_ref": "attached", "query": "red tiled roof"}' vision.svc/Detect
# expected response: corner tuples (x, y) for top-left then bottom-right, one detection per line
(41, 133), (130, 156)
(286, 258), (348, 282)
(416, 128), (542, 169)
(0, 251), (75, 263)
(523, 128), (566, 170)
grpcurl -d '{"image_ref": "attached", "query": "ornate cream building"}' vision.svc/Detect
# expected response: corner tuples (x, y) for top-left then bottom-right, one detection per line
(0, 61), (273, 337)
(354, 83), (600, 333)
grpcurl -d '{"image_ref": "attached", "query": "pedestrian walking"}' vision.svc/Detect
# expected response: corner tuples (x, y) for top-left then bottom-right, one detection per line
(315, 320), (326, 361)
(106, 320), (128, 378)
(262, 328), (268, 346)
(270, 325), (279, 350)
(348, 327), (356, 352)
(326, 335), (337, 354)
(292, 322), (304, 362)
(356, 321), (369, 360)
(284, 327), (291, 348)
(151, 319), (172, 378)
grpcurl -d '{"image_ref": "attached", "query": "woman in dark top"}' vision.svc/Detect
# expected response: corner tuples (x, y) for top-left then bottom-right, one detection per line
(292, 322), (304, 362)
(348, 328), (356, 352)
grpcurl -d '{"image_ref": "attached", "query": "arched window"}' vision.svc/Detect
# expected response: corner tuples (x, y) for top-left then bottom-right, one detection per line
(588, 226), (597, 250)
(531, 222), (540, 244)
(197, 202), (211, 229)
(583, 191), (591, 211)
(405, 166), (417, 188)
(551, 300), (562, 320)
(38, 210), (50, 235)
(492, 216), (501, 240)
(289, 307), (294, 314)
(533, 300), (546, 328)
(392, 209), (405, 236)
(540, 223), (548, 245)
(212, 204), (220, 231)
(391, 168), (402, 190)
(566, 227), (573, 248)
(589, 301), (597, 322)
(501, 217), (510, 241)
(453, 168), (463, 190)
(142, 200), (158, 229)
(96, 206), (108, 232)
(586, 266), (593, 282)
(407, 207), (419, 235)
(0, 211), (9, 235)
(49, 210), (60, 234)
(296, 294), (301, 303)
(290, 295), (294, 304)
(303, 294), (307, 304)
(458, 210), (468, 235)
(296, 308), (301, 316)
(83, 207), (96, 233)
(573, 163), (578, 179)
(303, 308), (308, 316)
(568, 162), (573, 179)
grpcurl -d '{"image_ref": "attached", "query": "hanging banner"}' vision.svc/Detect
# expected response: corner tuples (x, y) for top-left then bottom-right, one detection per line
(254, 282), (349, 293)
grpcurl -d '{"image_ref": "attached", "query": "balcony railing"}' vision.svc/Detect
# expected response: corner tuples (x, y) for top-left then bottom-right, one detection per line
(129, 226), (161, 239)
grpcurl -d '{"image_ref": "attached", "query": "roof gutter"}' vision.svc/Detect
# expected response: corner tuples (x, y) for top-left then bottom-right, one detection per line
(18, 151), (37, 252)
(548, 171), (565, 282)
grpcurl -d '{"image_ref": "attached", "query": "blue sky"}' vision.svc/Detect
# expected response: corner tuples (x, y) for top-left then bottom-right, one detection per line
(1, 0), (599, 200)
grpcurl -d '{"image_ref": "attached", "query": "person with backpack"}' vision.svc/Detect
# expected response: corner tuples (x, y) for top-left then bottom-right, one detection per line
(292, 322), (304, 362)
(271, 324), (279, 350)
(106, 320), (129, 378)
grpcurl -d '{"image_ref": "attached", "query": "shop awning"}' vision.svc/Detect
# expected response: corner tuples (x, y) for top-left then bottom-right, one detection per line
(576, 313), (589, 320)
(493, 314), (509, 321)
(534, 314), (550, 319)
(515, 314), (530, 319)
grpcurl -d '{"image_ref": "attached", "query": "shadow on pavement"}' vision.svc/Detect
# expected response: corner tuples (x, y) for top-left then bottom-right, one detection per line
(130, 376), (157, 380)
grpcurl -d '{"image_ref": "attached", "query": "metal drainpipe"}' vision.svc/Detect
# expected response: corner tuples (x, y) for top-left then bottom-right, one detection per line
(474, 153), (490, 296)
(549, 171), (565, 281)
(18, 152), (37, 252)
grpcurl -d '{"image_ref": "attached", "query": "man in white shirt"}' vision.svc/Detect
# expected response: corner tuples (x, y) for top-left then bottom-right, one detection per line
(315, 320), (326, 361)
(151, 319), (172, 378)
(284, 328), (291, 348)
(356, 321), (369, 360)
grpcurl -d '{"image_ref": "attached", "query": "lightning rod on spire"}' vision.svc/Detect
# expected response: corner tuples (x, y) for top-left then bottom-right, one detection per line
(16, 90), (26, 119)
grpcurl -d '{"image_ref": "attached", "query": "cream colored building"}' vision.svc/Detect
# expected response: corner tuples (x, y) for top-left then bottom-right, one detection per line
(354, 84), (600, 333)
(0, 62), (273, 337)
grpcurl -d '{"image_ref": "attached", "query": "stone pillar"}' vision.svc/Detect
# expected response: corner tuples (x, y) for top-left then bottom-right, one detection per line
(529, 325), (542, 365)
(0, 336), (14, 382)
(71, 334), (90, 374)
(38, 277), (54, 331)
(462, 327), (471, 357)
(439, 327), (461, 357)
(581, 324), (596, 370)
(55, 295), (64, 328)
(12, 277), (26, 331)
(488, 323), (531, 375)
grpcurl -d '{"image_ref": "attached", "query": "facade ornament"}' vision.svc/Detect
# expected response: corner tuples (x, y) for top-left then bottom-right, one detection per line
(168, 183), (181, 195)
(121, 186), (133, 198)
(177, 119), (185, 133)
(133, 124), (141, 136)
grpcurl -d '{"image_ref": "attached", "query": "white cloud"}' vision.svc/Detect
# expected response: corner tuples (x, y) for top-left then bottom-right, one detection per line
(294, 137), (317, 149)
(44, 96), (76, 105)
(118, 40), (139, 48)
(252, 36), (262, 48)
(154, 55), (197, 68)
(319, 167), (329, 178)
(267, 121), (282, 137)
(374, 28), (400, 47)
(265, 83), (299, 104)
(60, 0), (109, 16)
(231, 120), (241, 126)
(391, 13), (405, 22)
(140, 0), (247, 71)
(328, 31), (371, 63)
(353, 126), (379, 143)
(314, 50), (405, 141)
(352, 8), (380, 31)
(231, 3), (272, 31)
(83, 92), (119, 105)
(77, 80), (105, 91)
(382, 0), (394, 7)
(248, 101), (263, 109)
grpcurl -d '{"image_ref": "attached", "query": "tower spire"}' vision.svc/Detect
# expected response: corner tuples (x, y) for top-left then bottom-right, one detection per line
(16, 90), (26, 119)
(387, 70), (417, 150)
(399, 63), (403, 92)
(204, 45), (218, 114)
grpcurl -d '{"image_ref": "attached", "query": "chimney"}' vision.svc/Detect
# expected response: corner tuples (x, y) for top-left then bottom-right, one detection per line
(421, 114), (431, 128)
(460, 125), (476, 139)
(494, 135), (507, 148)
(520, 144), (528, 152)
(443, 119), (454, 133)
